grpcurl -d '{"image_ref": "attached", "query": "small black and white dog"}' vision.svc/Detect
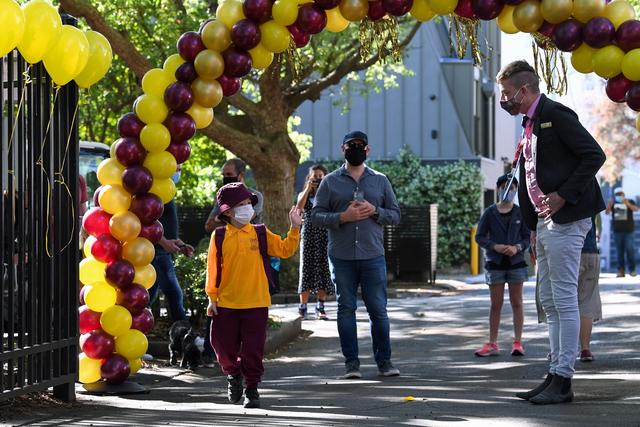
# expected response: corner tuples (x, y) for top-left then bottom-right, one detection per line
(168, 320), (201, 369)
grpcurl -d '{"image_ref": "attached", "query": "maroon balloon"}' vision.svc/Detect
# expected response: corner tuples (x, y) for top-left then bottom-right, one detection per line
(175, 62), (198, 83)
(130, 193), (164, 225)
(472, 0), (504, 20)
(164, 82), (194, 113)
(101, 354), (131, 385)
(217, 74), (241, 97)
(222, 48), (253, 78)
(81, 330), (115, 359)
(606, 74), (633, 103)
(243, 0), (273, 23)
(314, 0), (341, 9)
(79, 305), (102, 334)
(383, 0), (413, 16)
(117, 113), (144, 138)
(177, 31), (206, 62)
(553, 19), (583, 52)
(166, 140), (192, 164)
(131, 308), (155, 334)
(120, 284), (150, 314)
(105, 259), (135, 288)
(139, 220), (164, 245)
(82, 207), (112, 237)
(114, 137), (146, 167)
(91, 234), (122, 263)
(502, 0), (524, 3)
(455, 0), (476, 19)
(617, 20), (640, 52)
(92, 185), (103, 207)
(80, 285), (87, 305)
(231, 19), (262, 51)
(287, 24), (311, 48)
(626, 84), (640, 111)
(583, 17), (615, 48)
(122, 166), (153, 195)
(368, 0), (386, 20)
(296, 4), (327, 35)
(535, 22), (556, 49)
(165, 113), (197, 141)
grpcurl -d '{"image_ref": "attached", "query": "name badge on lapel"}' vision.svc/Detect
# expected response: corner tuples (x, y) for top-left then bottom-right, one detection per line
(541, 122), (552, 129)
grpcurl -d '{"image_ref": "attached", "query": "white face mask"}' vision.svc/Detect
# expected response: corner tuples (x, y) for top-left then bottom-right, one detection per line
(233, 204), (254, 225)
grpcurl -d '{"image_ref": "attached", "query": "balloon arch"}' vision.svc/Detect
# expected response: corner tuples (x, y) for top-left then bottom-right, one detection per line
(2, 0), (640, 386)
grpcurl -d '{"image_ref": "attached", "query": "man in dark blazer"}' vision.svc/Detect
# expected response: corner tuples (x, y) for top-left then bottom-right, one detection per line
(497, 60), (606, 405)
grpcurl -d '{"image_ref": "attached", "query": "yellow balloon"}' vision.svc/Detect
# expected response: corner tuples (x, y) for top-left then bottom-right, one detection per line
(593, 45), (625, 78)
(17, 0), (61, 63)
(194, 49), (225, 80)
(571, 43), (597, 73)
(79, 353), (102, 384)
(143, 151), (178, 179)
(191, 78), (224, 108)
(426, 0), (457, 15)
(142, 68), (174, 97)
(604, 0), (636, 29)
(216, 0), (246, 29)
(149, 178), (177, 204)
(109, 142), (117, 158)
(249, 44), (275, 69)
(134, 264), (157, 290)
(186, 103), (214, 129)
(513, 0), (544, 33)
(43, 25), (89, 86)
(497, 6), (519, 34)
(410, 0), (436, 22)
(97, 158), (125, 186)
(162, 54), (184, 80)
(134, 94), (169, 124)
(272, 0), (299, 26)
(298, 0), (313, 3)
(100, 305), (133, 337)
(622, 49), (640, 82)
(109, 211), (141, 242)
(84, 282), (117, 312)
(140, 123), (171, 153)
(0, 0), (25, 58)
(573, 0), (606, 23)
(123, 237), (155, 267)
(201, 20), (232, 52)
(260, 21), (291, 53)
(540, 0), (573, 24)
(75, 31), (113, 88)
(339, 0), (369, 22)
(84, 235), (97, 259)
(129, 358), (142, 375)
(326, 7), (350, 32)
(79, 256), (107, 285)
(99, 185), (132, 215)
(115, 329), (149, 360)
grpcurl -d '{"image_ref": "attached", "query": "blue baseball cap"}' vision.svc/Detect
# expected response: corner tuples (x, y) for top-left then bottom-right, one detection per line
(342, 131), (368, 146)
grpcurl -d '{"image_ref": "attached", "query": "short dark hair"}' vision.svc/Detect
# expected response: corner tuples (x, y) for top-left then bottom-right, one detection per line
(497, 60), (540, 93)
(224, 158), (246, 175)
(497, 174), (518, 188)
(309, 164), (328, 176)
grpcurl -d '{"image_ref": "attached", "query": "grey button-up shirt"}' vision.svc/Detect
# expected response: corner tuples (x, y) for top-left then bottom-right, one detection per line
(311, 165), (401, 260)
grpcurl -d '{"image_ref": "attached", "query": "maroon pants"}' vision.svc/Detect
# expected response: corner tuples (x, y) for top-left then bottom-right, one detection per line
(210, 307), (268, 389)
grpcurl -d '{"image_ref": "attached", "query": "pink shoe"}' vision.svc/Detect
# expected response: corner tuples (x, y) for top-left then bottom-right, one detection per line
(511, 340), (525, 356)
(475, 342), (500, 357)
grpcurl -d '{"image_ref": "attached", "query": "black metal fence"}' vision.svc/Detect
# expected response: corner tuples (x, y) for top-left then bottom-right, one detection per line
(1, 42), (79, 400)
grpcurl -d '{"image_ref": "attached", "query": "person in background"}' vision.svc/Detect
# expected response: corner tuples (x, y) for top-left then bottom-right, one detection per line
(605, 188), (638, 277)
(296, 164), (333, 320)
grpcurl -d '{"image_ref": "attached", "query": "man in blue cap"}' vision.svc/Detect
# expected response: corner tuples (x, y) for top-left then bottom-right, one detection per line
(312, 131), (401, 379)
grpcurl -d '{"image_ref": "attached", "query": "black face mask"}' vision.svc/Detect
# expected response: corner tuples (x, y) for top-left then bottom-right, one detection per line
(345, 146), (367, 166)
(500, 87), (524, 116)
(222, 176), (239, 185)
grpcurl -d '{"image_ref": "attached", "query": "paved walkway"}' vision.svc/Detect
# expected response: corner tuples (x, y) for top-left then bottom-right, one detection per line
(5, 275), (640, 426)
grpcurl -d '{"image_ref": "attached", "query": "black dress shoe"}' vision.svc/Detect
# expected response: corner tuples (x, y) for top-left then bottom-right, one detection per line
(243, 388), (260, 408)
(227, 374), (243, 404)
(530, 374), (573, 405)
(515, 373), (554, 400)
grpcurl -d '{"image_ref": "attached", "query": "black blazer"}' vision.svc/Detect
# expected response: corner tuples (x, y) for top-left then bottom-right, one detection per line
(518, 95), (606, 231)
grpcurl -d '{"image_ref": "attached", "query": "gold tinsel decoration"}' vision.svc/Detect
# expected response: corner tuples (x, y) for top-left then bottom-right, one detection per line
(448, 16), (481, 65)
(358, 17), (402, 63)
(531, 34), (568, 96)
(283, 38), (303, 84)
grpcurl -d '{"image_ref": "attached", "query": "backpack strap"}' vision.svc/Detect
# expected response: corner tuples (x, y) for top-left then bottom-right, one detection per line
(254, 224), (275, 293)
(214, 226), (226, 288)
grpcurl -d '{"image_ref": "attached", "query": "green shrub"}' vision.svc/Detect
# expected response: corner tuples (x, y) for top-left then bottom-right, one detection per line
(173, 237), (210, 322)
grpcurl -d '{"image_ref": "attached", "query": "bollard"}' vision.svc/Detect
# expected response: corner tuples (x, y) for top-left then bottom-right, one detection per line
(470, 226), (479, 275)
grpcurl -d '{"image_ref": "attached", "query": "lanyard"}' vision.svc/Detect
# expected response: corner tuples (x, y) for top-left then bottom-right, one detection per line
(501, 120), (532, 202)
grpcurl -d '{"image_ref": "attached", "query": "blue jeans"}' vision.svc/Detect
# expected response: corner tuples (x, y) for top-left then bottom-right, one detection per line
(329, 255), (391, 367)
(614, 231), (636, 272)
(149, 252), (186, 321)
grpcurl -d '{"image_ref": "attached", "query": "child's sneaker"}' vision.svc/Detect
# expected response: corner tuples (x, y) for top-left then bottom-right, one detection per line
(227, 374), (243, 404)
(298, 303), (307, 320)
(511, 340), (525, 356)
(316, 300), (328, 320)
(243, 388), (260, 408)
(475, 342), (500, 357)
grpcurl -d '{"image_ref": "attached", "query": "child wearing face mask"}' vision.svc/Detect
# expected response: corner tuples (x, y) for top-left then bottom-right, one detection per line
(474, 174), (531, 358)
(205, 182), (302, 409)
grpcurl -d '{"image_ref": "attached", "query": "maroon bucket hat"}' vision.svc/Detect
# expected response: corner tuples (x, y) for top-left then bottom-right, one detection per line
(216, 182), (258, 215)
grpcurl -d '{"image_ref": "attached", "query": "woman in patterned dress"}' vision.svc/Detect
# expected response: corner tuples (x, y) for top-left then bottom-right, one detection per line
(296, 164), (333, 319)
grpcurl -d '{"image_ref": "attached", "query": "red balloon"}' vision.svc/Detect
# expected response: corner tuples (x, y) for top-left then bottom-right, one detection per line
(101, 354), (131, 385)
(606, 74), (632, 103)
(553, 19), (583, 52)
(164, 82), (195, 113)
(222, 48), (253, 78)
(383, 0), (413, 16)
(91, 234), (122, 263)
(79, 305), (102, 334)
(217, 74), (242, 97)
(165, 113), (197, 141)
(120, 284), (150, 314)
(177, 31), (206, 62)
(117, 113), (144, 139)
(287, 24), (311, 48)
(296, 4), (327, 35)
(314, 0), (341, 9)
(626, 84), (640, 111)
(80, 285), (87, 305)
(616, 20), (640, 52)
(122, 166), (153, 196)
(455, 0), (476, 19)
(175, 62), (198, 83)
(231, 19), (262, 51)
(131, 308), (155, 334)
(81, 330), (115, 359)
(583, 17), (615, 48)
(139, 220), (164, 245)
(538, 21), (556, 39)
(105, 259), (136, 288)
(93, 185), (103, 207)
(243, 0), (273, 22)
(166, 140), (191, 164)
(82, 208), (112, 237)
(130, 193), (164, 225)
(114, 137), (146, 167)
(472, 0), (504, 20)
(368, 0), (387, 20)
